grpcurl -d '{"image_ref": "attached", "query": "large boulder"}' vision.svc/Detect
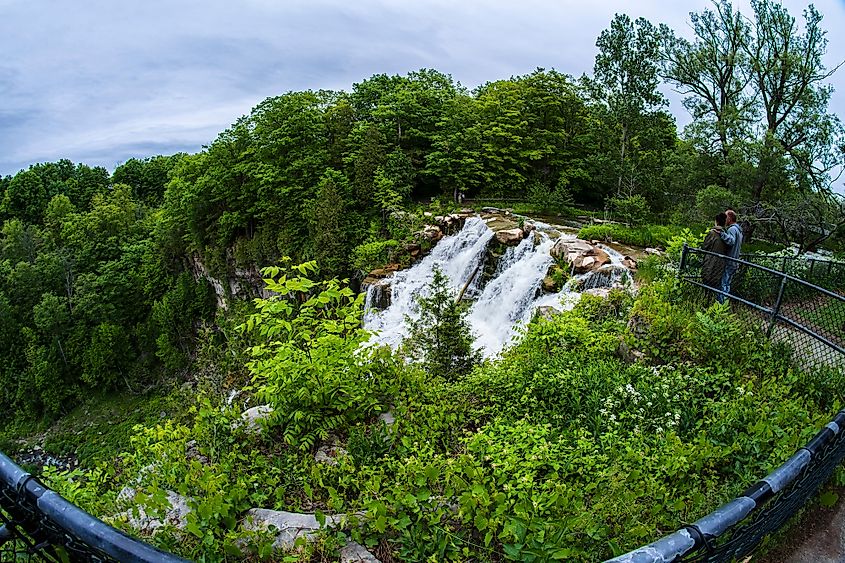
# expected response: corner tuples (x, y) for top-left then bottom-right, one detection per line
(419, 225), (443, 242)
(495, 228), (525, 246)
(551, 239), (611, 274)
(241, 509), (343, 550)
(238, 405), (273, 435)
(341, 542), (382, 562)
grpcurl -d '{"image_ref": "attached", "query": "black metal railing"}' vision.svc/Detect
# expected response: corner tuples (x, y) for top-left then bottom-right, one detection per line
(0, 451), (188, 562)
(607, 246), (845, 562)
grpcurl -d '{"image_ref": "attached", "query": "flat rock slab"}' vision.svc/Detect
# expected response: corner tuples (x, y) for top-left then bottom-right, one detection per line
(119, 488), (192, 534)
(242, 508), (343, 550)
(340, 541), (382, 562)
(239, 405), (273, 434)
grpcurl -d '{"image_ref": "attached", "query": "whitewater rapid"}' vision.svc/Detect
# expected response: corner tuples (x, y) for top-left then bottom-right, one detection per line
(363, 215), (627, 358)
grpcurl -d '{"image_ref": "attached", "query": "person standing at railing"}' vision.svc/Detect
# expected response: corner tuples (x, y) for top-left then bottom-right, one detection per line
(702, 212), (729, 289)
(718, 209), (744, 303)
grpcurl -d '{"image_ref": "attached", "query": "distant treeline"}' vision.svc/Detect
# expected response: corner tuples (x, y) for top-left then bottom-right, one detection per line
(1, 0), (844, 418)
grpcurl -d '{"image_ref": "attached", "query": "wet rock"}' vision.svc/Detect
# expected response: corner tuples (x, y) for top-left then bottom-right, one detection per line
(241, 509), (343, 550)
(542, 276), (557, 292)
(420, 225), (443, 242)
(522, 222), (536, 237)
(341, 541), (382, 563)
(645, 247), (662, 255)
(621, 256), (638, 270)
(495, 228), (525, 246)
(551, 239), (611, 274)
(362, 278), (392, 309)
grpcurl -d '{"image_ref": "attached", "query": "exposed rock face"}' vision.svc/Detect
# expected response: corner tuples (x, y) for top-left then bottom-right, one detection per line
(241, 509), (343, 550)
(378, 410), (396, 427)
(189, 255), (274, 310)
(239, 405), (273, 434)
(551, 240), (611, 274)
(645, 247), (662, 255)
(621, 256), (638, 270)
(522, 222), (536, 237)
(420, 225), (443, 242)
(495, 228), (525, 246)
(341, 541), (382, 563)
(542, 276), (557, 292)
(535, 306), (561, 321)
(185, 440), (209, 465)
(315, 444), (348, 466)
(362, 264), (402, 310)
(434, 213), (466, 235)
(363, 278), (392, 309)
(119, 488), (192, 534)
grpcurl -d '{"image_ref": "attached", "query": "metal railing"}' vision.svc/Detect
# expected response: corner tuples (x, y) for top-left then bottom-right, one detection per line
(608, 246), (845, 562)
(740, 253), (845, 294)
(0, 451), (188, 562)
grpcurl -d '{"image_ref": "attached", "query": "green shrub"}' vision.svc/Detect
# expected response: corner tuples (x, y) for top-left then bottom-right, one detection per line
(577, 223), (691, 248)
(351, 239), (400, 273)
(241, 259), (402, 450)
(610, 195), (651, 225)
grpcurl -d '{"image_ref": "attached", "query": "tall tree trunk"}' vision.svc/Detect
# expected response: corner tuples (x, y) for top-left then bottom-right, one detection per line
(617, 123), (628, 197)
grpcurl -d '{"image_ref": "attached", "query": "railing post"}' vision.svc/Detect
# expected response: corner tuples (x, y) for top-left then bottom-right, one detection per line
(768, 274), (788, 338)
(680, 243), (689, 274)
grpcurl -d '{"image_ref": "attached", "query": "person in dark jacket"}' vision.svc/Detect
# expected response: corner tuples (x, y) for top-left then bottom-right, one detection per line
(701, 212), (729, 288)
(718, 209), (744, 303)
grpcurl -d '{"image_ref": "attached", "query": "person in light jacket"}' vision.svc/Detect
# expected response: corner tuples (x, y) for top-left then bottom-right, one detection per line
(718, 209), (743, 303)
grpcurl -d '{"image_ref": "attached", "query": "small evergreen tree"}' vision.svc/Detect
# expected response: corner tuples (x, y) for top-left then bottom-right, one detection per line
(406, 266), (480, 380)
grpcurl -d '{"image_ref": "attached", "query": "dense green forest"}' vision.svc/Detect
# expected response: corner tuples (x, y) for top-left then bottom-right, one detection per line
(1, 1), (845, 560)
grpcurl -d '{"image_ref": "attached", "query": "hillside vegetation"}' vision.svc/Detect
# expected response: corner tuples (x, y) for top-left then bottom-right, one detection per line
(0, 1), (844, 561)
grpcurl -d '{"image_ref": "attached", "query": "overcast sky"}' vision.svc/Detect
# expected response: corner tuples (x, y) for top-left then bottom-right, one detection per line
(2, 0), (845, 180)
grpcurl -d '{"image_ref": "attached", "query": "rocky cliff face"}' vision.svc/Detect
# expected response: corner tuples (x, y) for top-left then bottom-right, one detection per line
(188, 254), (274, 310)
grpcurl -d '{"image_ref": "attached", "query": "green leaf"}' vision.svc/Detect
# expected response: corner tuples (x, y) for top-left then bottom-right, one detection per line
(820, 491), (839, 507)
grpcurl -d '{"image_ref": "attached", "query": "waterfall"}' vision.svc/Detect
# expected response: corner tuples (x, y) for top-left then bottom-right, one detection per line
(467, 234), (555, 355)
(363, 216), (632, 358)
(364, 216), (494, 350)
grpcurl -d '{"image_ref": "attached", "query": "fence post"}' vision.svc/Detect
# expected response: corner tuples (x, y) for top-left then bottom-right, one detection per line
(768, 274), (788, 338)
(680, 243), (689, 274)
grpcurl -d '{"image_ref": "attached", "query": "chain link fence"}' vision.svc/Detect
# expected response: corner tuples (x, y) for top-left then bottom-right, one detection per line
(607, 246), (845, 563)
(0, 452), (187, 563)
(741, 253), (845, 294)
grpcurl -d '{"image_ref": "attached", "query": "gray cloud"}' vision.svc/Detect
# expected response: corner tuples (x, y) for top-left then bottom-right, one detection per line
(2, 0), (844, 187)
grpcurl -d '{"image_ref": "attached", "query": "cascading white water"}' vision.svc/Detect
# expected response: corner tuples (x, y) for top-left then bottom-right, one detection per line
(467, 234), (555, 355)
(364, 217), (494, 350)
(364, 216), (633, 358)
